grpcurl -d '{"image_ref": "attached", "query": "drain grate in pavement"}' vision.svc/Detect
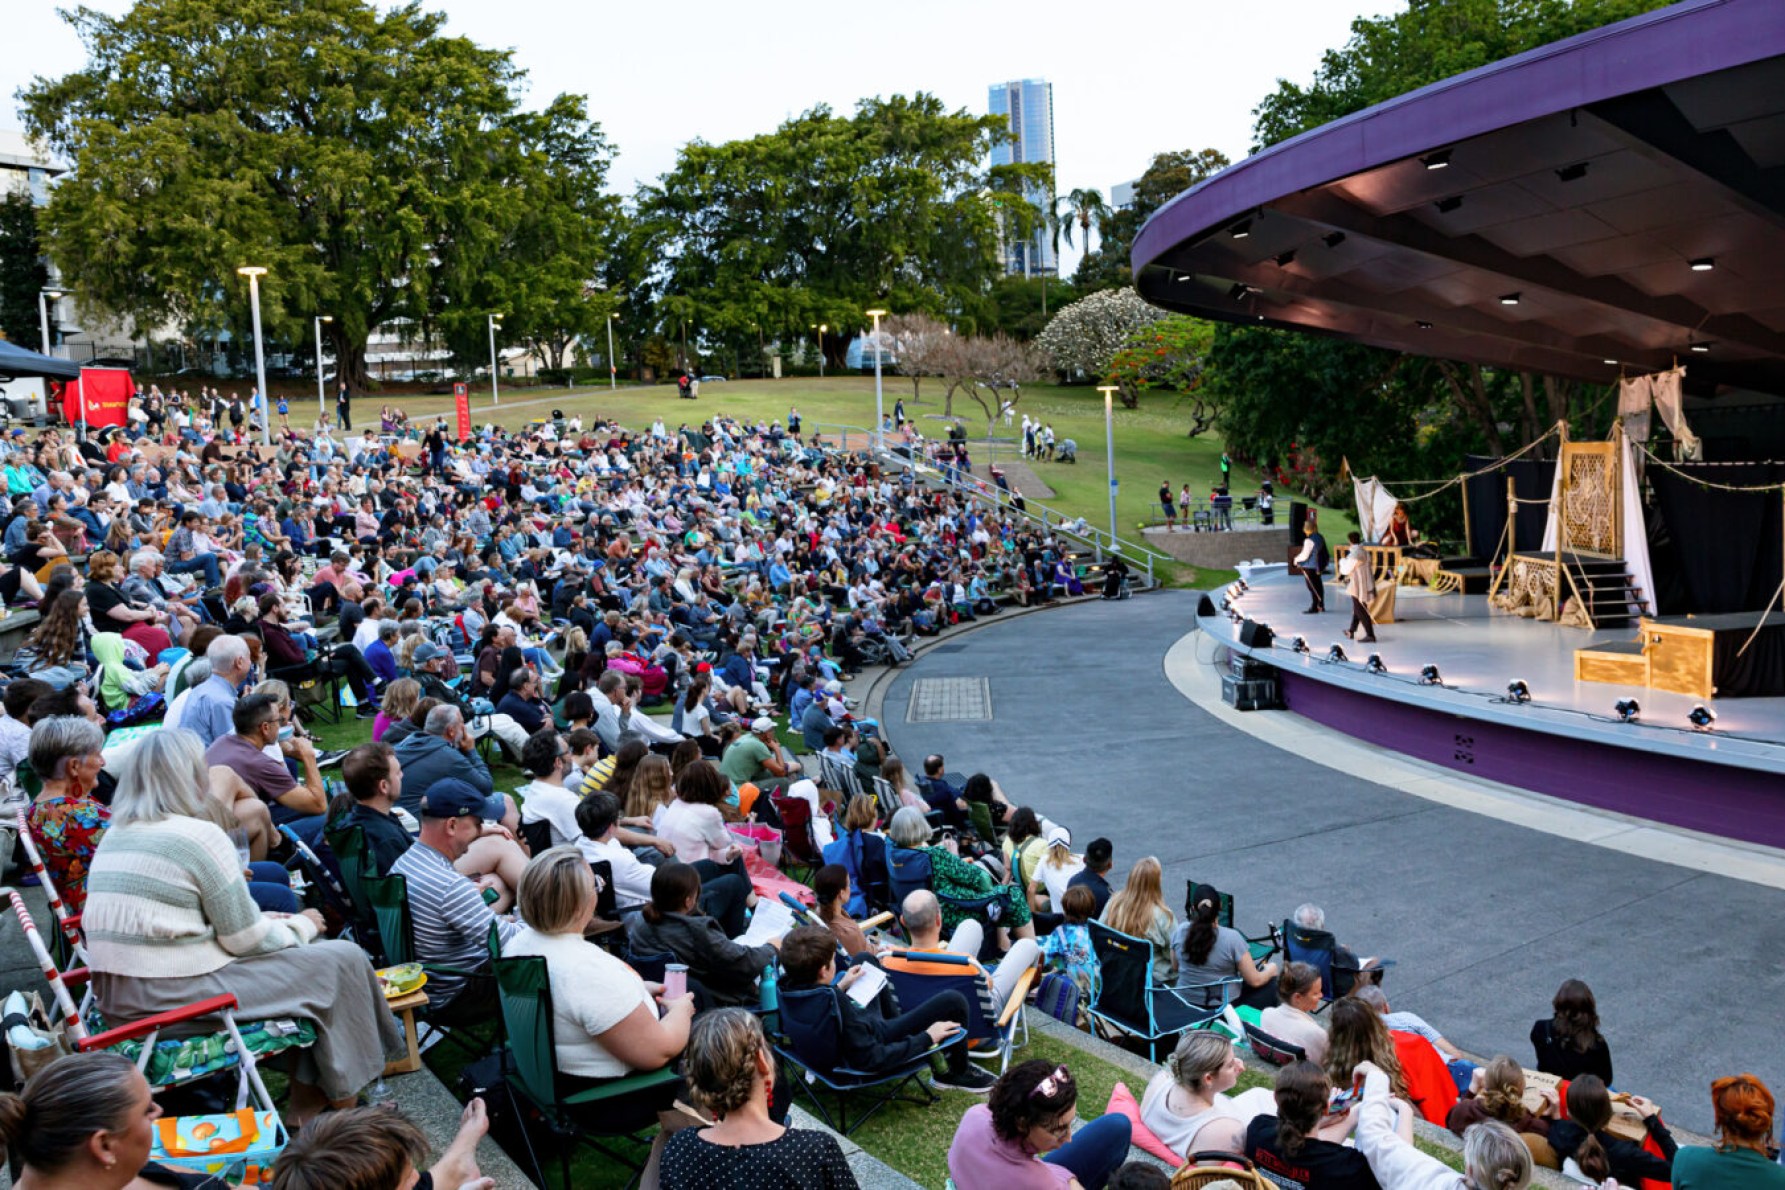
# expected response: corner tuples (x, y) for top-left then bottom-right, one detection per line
(906, 677), (993, 723)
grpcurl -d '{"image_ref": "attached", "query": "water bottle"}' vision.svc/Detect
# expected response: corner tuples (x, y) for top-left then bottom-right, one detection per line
(759, 963), (778, 1014)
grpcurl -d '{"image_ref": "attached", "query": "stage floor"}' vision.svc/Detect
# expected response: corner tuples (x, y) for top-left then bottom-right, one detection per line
(1216, 565), (1785, 772)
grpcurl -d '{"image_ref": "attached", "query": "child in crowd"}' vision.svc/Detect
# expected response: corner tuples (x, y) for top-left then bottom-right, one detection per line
(1039, 883), (1102, 1007)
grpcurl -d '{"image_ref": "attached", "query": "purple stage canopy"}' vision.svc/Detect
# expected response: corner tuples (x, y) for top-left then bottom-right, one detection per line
(1131, 0), (1785, 395)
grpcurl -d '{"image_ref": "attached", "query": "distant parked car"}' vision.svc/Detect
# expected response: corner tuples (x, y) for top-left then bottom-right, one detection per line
(698, 374), (727, 383)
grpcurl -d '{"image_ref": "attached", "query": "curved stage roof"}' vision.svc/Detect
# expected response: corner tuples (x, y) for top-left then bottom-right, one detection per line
(1132, 0), (1785, 394)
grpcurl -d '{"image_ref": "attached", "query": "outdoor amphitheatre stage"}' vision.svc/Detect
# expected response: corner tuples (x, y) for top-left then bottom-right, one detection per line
(1199, 564), (1785, 851)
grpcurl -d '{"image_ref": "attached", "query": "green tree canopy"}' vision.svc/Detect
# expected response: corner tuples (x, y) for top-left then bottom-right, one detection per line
(0, 193), (49, 351)
(632, 94), (1048, 368)
(22, 0), (615, 390)
(1073, 148), (1230, 293)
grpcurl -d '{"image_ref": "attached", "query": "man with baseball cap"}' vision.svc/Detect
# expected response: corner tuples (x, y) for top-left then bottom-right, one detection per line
(410, 640), (531, 756)
(389, 777), (521, 1019)
(718, 715), (802, 796)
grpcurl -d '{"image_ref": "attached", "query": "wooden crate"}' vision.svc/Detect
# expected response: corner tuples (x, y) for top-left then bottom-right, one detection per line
(1573, 639), (1648, 687)
(1639, 616), (1716, 700)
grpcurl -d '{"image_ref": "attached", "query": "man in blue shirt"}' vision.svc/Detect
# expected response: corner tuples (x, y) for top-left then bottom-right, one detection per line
(184, 634), (252, 748)
(919, 753), (970, 831)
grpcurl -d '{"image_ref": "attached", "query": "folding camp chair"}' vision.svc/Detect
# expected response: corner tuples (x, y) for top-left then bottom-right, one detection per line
(1242, 1020), (1307, 1066)
(361, 873), (494, 1055)
(769, 793), (824, 881)
(325, 824), (380, 953)
(872, 775), (905, 822)
(842, 828), (893, 913)
(15, 809), (88, 977)
(816, 752), (865, 803)
(491, 952), (679, 1189)
(882, 949), (1034, 1073)
(772, 982), (952, 1136)
(1280, 919), (1390, 1004)
(884, 845), (1006, 953)
(1085, 920), (1236, 1063)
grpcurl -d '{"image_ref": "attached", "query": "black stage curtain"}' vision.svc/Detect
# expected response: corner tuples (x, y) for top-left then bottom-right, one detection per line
(1462, 456), (1556, 562)
(1647, 463), (1785, 614)
(1714, 617), (1785, 697)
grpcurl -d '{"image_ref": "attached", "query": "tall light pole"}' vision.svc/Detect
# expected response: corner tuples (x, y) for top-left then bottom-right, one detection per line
(866, 309), (887, 452)
(38, 288), (65, 356)
(815, 324), (827, 378)
(237, 267), (271, 446)
(606, 312), (618, 390)
(313, 315), (332, 416)
(486, 313), (502, 406)
(1098, 385), (1120, 557)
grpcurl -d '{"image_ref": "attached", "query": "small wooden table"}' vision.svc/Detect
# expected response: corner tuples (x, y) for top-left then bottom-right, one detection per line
(383, 989), (430, 1076)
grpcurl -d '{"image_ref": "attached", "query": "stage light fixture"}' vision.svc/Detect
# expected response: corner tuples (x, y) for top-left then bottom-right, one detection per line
(1291, 636), (1309, 655)
(1415, 320), (1434, 329)
(1688, 704), (1716, 730)
(1603, 358), (1618, 365)
(1236, 580), (1250, 593)
(1366, 654), (1387, 674)
(1690, 341), (1711, 353)
(1422, 149), (1451, 170)
(1322, 231), (1346, 248)
(1230, 219), (1252, 239)
(1419, 664), (1442, 686)
(1555, 162), (1589, 183)
(1499, 293), (1521, 305)
(1435, 196), (1463, 214)
(1506, 680), (1531, 703)
(1614, 697), (1641, 723)
(1175, 273), (1190, 282)
(1326, 644), (1348, 663)
(1690, 258), (1715, 272)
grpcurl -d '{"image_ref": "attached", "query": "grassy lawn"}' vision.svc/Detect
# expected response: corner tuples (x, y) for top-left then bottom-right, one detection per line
(357, 376), (1355, 589)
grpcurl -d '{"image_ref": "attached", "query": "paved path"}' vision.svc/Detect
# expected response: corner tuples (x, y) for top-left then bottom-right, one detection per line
(882, 590), (1785, 1135)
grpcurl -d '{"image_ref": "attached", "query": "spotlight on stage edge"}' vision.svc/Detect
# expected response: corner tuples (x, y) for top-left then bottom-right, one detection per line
(1365, 654), (1387, 674)
(1614, 697), (1641, 723)
(1688, 704), (1716, 730)
(1418, 664), (1442, 686)
(1326, 643), (1348, 663)
(1291, 635), (1309, 655)
(1506, 680), (1531, 704)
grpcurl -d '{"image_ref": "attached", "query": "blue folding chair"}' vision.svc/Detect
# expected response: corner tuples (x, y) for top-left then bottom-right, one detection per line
(772, 983), (953, 1136)
(882, 950), (1033, 1073)
(1085, 920), (1236, 1063)
(1280, 919), (1391, 1006)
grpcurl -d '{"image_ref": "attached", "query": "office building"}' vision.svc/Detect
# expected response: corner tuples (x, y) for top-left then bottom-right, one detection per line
(1111, 178), (1139, 211)
(987, 78), (1057, 277)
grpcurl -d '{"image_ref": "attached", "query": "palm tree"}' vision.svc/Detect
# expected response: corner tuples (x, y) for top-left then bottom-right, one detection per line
(1058, 188), (1111, 256)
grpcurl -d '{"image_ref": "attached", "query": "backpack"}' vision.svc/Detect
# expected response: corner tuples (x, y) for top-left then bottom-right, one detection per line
(1033, 971), (1081, 1026)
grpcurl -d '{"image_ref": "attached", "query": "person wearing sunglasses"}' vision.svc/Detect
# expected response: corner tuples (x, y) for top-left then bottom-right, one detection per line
(947, 1060), (1133, 1189)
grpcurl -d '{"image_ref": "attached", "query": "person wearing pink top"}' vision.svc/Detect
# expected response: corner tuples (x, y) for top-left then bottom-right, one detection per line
(947, 1060), (1131, 1190)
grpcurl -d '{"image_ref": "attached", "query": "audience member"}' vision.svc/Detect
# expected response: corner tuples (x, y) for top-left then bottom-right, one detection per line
(204, 691), (328, 843)
(0, 1051), (201, 1190)
(946, 1060), (1132, 1190)
(1446, 1055), (1555, 1142)
(24, 715), (109, 911)
(779, 923), (994, 1092)
(886, 807), (1034, 943)
(1529, 978), (1612, 1084)
(577, 792), (751, 925)
(1355, 1059), (1529, 1190)
(1260, 961), (1329, 1064)
(1327, 996), (1457, 1127)
(271, 1098), (495, 1190)
(1548, 1075), (1674, 1185)
(662, 1008), (856, 1189)
(1039, 884), (1101, 1004)
(185, 633), (252, 747)
(1672, 1073), (1785, 1189)
(1140, 1031), (1277, 1160)
(1289, 903), (1385, 995)
(1244, 1060), (1377, 1190)
(392, 704), (496, 813)
(1099, 856), (1176, 984)
(1174, 883), (1279, 1009)
(1031, 825), (1085, 915)
(83, 730), (400, 1125)
(812, 863), (873, 957)
(625, 861), (778, 1008)
(881, 889), (1040, 1032)
(1067, 836), (1114, 916)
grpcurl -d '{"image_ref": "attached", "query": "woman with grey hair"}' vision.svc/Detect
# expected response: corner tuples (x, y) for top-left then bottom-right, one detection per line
(886, 805), (1034, 944)
(81, 728), (402, 1126)
(1355, 1059), (1531, 1190)
(23, 715), (109, 912)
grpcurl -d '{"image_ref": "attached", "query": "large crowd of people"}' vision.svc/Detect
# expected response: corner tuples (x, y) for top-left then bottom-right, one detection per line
(0, 402), (1774, 1190)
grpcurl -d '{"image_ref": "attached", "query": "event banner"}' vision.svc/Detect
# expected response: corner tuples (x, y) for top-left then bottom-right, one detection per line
(62, 367), (133, 428)
(454, 382), (471, 441)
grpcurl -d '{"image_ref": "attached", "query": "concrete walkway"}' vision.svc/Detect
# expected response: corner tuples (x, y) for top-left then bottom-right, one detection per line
(881, 590), (1785, 1136)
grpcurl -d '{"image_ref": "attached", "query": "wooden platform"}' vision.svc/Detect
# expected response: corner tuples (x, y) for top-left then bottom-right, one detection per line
(1575, 638), (1648, 688)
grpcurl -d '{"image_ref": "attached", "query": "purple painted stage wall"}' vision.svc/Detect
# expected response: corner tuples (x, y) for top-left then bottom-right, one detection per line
(1279, 671), (1785, 850)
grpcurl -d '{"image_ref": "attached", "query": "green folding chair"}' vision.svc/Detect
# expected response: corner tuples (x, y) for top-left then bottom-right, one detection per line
(361, 873), (494, 1057)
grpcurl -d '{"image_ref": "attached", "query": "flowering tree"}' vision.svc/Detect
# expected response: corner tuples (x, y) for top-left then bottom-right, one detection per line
(885, 312), (950, 404)
(1036, 287), (1167, 385)
(1105, 315), (1218, 431)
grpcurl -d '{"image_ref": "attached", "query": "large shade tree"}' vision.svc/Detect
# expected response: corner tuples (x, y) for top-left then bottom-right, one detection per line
(632, 94), (1048, 370)
(21, 0), (615, 392)
(0, 193), (49, 351)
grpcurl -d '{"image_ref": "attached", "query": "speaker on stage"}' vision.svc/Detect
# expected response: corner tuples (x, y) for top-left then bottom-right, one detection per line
(1197, 594), (1218, 618)
(1240, 619), (1273, 648)
(1287, 500), (1309, 572)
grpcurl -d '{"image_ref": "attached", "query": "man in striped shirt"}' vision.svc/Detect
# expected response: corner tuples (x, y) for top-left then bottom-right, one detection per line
(390, 778), (521, 1020)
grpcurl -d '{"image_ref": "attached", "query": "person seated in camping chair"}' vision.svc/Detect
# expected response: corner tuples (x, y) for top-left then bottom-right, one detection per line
(778, 924), (995, 1093)
(880, 890), (1041, 1035)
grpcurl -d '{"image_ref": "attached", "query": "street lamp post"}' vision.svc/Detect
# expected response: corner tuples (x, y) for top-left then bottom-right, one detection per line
(866, 309), (887, 452)
(314, 315), (332, 416)
(487, 313), (503, 406)
(606, 313), (618, 390)
(1098, 385), (1120, 560)
(816, 324), (827, 378)
(38, 288), (65, 356)
(237, 267), (271, 447)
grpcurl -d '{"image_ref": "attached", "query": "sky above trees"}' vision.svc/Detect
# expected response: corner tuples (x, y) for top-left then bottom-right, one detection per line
(5, 0), (1380, 276)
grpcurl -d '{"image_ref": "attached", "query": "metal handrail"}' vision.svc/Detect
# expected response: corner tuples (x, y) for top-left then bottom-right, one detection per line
(801, 421), (1169, 582)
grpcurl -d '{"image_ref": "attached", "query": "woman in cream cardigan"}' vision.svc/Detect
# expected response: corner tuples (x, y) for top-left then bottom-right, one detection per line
(81, 729), (401, 1126)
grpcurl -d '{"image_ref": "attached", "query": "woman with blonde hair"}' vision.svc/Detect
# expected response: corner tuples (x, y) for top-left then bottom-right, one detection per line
(1141, 1031), (1278, 1160)
(880, 754), (924, 811)
(623, 753), (676, 829)
(373, 677), (422, 743)
(1447, 1055), (1555, 1140)
(1100, 857), (1176, 983)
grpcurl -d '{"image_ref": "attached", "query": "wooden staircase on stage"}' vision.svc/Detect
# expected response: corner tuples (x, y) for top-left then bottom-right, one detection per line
(1493, 551), (1645, 629)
